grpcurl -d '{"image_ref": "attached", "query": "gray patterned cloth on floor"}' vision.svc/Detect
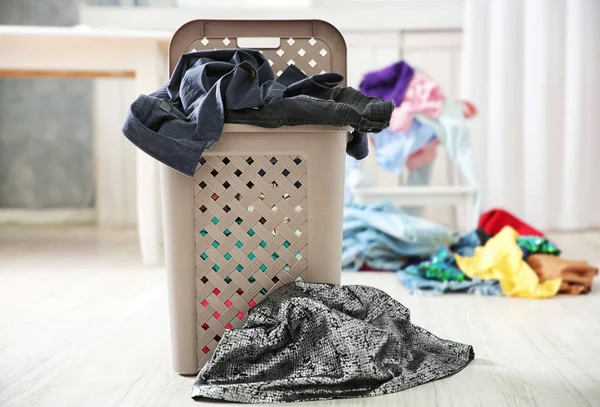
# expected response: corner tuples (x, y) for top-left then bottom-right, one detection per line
(192, 282), (474, 403)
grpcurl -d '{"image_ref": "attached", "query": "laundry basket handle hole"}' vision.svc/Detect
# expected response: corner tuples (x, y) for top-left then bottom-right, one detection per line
(237, 37), (281, 49)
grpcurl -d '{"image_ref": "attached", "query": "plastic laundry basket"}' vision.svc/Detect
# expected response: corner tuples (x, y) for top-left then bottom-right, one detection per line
(161, 20), (348, 374)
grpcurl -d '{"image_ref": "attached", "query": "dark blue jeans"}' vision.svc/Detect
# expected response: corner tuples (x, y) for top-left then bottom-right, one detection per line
(123, 49), (392, 176)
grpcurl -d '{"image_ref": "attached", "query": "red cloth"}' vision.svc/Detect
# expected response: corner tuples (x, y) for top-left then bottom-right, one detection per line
(478, 209), (544, 237)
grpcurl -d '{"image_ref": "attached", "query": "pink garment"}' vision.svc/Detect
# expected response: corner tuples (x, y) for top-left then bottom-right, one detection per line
(406, 138), (441, 170)
(389, 70), (445, 132)
(458, 100), (478, 119)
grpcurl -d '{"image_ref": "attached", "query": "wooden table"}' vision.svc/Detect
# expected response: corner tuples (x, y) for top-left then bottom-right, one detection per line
(0, 25), (171, 265)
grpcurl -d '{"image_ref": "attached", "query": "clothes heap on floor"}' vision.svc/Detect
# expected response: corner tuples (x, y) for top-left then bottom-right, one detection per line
(343, 204), (598, 298)
(124, 49), (476, 404)
(342, 60), (597, 298)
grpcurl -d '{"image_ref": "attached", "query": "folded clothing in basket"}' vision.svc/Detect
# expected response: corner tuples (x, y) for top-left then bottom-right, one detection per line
(123, 48), (394, 176)
(192, 281), (474, 403)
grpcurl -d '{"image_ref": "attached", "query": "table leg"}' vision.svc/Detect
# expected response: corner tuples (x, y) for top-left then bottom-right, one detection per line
(134, 45), (166, 265)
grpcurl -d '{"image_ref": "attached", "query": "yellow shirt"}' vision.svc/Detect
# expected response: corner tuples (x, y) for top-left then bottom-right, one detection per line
(454, 226), (561, 298)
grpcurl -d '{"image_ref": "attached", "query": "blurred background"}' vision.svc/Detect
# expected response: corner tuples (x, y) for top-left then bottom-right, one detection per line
(0, 0), (599, 234)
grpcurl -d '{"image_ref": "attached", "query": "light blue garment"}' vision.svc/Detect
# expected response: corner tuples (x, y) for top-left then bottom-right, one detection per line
(449, 229), (483, 257)
(397, 270), (502, 296)
(402, 159), (435, 217)
(342, 201), (458, 271)
(416, 100), (480, 227)
(344, 155), (373, 204)
(371, 121), (437, 176)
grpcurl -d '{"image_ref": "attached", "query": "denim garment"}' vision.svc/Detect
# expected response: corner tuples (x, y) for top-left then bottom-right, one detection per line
(342, 201), (458, 271)
(359, 61), (415, 106)
(397, 270), (503, 296)
(449, 229), (488, 257)
(123, 49), (393, 176)
(415, 101), (480, 227)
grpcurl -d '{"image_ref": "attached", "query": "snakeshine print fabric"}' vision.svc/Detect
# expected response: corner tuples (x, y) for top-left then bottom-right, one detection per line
(192, 282), (474, 403)
(403, 246), (467, 282)
(517, 236), (561, 259)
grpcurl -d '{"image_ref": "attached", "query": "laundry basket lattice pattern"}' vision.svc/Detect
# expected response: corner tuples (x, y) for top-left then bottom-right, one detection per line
(188, 36), (331, 77)
(194, 155), (308, 366)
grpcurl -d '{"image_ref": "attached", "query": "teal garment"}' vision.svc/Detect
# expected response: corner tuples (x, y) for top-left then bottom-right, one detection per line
(402, 246), (467, 282)
(517, 236), (561, 259)
(416, 101), (480, 228)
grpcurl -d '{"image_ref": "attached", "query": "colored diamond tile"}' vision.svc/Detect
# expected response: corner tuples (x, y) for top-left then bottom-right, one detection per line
(283, 240), (291, 248)
(202, 346), (210, 354)
(248, 252), (256, 260)
(200, 252), (208, 260)
(225, 323), (233, 329)
(201, 299), (209, 307)
(200, 229), (208, 236)
(248, 229), (255, 236)
(237, 311), (245, 319)
(211, 216), (219, 225)
(248, 276), (256, 283)
(225, 299), (233, 307)
(223, 228), (231, 236)
(260, 288), (268, 295)
(259, 264), (267, 272)
(212, 264), (220, 272)
(212, 241), (220, 248)
(213, 311), (221, 319)
(201, 322), (209, 330)
(248, 299), (257, 307)
(224, 252), (232, 260)
(236, 241), (243, 248)
(224, 276), (232, 284)
(213, 288), (220, 296)
(236, 264), (244, 272)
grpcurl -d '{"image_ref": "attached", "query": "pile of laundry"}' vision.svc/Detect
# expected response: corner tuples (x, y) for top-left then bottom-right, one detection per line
(343, 204), (598, 299)
(345, 60), (479, 222)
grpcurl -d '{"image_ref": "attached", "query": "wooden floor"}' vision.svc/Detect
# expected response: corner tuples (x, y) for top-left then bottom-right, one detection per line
(1, 226), (600, 407)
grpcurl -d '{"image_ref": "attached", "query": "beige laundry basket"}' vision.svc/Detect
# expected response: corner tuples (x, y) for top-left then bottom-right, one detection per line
(161, 20), (348, 374)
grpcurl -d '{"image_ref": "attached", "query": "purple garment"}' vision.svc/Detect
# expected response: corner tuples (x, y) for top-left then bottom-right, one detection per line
(359, 61), (415, 107)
